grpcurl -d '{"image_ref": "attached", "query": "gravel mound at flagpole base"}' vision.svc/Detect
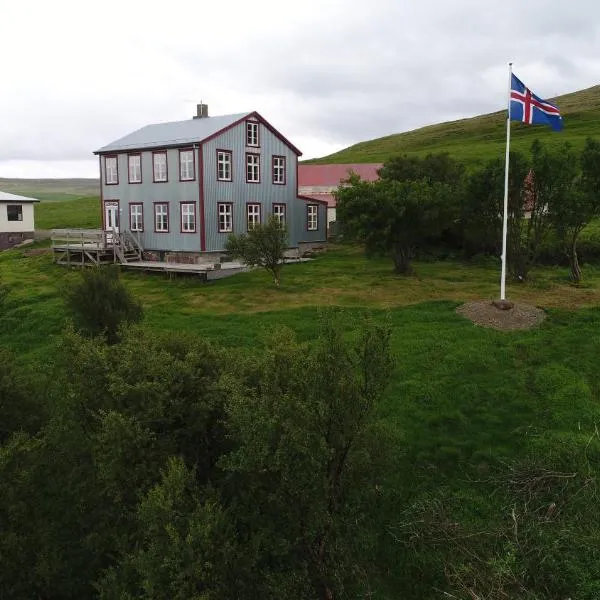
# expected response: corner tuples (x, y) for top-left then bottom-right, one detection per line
(456, 301), (547, 330)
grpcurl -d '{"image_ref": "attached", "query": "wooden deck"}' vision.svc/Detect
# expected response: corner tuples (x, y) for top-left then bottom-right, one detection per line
(121, 260), (249, 280)
(50, 228), (310, 280)
(51, 229), (143, 266)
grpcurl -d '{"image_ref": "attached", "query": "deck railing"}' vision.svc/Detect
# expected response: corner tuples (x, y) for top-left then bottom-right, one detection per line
(51, 229), (108, 250)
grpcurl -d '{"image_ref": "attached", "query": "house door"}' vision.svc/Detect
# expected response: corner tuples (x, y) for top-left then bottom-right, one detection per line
(104, 202), (120, 244)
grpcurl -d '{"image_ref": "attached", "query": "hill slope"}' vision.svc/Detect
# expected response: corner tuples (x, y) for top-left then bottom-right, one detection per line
(309, 84), (600, 165)
(0, 178), (98, 202)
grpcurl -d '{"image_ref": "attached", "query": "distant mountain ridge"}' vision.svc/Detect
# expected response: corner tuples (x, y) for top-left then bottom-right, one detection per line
(307, 83), (600, 166)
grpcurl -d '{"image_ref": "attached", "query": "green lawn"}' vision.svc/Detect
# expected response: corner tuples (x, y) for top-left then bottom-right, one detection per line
(2, 244), (600, 597)
(36, 195), (101, 229)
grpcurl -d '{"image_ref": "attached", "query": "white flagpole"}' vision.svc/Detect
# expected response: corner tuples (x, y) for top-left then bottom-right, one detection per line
(500, 62), (513, 301)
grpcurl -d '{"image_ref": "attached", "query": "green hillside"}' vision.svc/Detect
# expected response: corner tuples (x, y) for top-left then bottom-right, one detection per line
(309, 84), (600, 165)
(0, 178), (98, 202)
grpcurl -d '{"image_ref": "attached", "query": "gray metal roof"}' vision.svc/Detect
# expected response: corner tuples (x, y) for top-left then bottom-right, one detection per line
(0, 191), (39, 203)
(94, 112), (251, 154)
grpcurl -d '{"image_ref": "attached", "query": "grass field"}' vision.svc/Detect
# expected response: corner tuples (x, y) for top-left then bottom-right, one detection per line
(1, 243), (600, 596)
(2, 243), (600, 355)
(308, 84), (600, 166)
(35, 195), (101, 229)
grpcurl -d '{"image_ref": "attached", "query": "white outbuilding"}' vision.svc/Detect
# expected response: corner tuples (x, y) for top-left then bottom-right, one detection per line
(0, 191), (39, 249)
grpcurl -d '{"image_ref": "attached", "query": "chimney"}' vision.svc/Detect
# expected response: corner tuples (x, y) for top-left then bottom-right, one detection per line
(194, 103), (209, 119)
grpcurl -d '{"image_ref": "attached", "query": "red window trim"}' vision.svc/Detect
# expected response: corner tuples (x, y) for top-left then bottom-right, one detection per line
(152, 150), (169, 183)
(246, 202), (262, 231)
(245, 120), (260, 148)
(217, 202), (234, 234)
(129, 202), (144, 232)
(216, 149), (233, 182)
(178, 148), (196, 182)
(104, 155), (119, 186)
(273, 202), (286, 225)
(245, 152), (261, 184)
(153, 201), (169, 233)
(127, 153), (142, 184)
(306, 203), (319, 232)
(272, 155), (286, 185)
(180, 201), (197, 234)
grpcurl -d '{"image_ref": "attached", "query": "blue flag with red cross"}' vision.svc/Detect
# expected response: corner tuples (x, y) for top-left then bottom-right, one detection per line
(510, 73), (563, 131)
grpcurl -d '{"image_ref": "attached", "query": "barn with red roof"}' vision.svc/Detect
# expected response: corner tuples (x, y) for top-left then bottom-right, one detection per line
(298, 163), (383, 230)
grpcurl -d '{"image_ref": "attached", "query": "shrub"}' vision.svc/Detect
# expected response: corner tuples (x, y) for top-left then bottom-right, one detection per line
(65, 266), (142, 344)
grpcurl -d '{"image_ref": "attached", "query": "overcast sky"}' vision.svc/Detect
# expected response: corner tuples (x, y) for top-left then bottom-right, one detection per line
(1, 0), (599, 179)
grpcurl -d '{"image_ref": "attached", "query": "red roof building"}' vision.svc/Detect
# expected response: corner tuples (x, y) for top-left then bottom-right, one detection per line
(298, 163), (383, 225)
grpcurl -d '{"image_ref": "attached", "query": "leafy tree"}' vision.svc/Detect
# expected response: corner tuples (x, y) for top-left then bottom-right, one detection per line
(379, 152), (465, 189)
(460, 159), (504, 257)
(458, 151), (529, 260)
(225, 216), (288, 287)
(223, 311), (394, 599)
(509, 141), (576, 281)
(0, 349), (41, 443)
(65, 265), (142, 344)
(549, 137), (600, 282)
(337, 176), (455, 274)
(99, 457), (240, 600)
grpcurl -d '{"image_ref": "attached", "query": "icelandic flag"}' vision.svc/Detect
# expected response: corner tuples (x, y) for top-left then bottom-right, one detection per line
(510, 73), (563, 131)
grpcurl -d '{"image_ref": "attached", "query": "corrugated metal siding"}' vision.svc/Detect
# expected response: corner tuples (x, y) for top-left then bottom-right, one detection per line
(101, 149), (201, 252)
(291, 200), (327, 244)
(202, 121), (299, 251)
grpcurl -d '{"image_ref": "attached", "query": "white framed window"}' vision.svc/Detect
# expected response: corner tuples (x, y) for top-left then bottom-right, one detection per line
(246, 153), (260, 183)
(7, 205), (23, 222)
(246, 121), (259, 146)
(247, 203), (261, 230)
(307, 204), (318, 231)
(105, 156), (118, 184)
(130, 204), (143, 231)
(128, 154), (141, 183)
(153, 152), (168, 182)
(217, 150), (232, 181)
(179, 149), (195, 181)
(218, 203), (233, 233)
(154, 203), (169, 232)
(272, 156), (286, 185)
(181, 203), (196, 233)
(273, 203), (286, 226)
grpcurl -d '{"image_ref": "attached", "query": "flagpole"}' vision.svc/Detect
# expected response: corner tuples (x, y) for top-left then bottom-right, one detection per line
(500, 62), (513, 302)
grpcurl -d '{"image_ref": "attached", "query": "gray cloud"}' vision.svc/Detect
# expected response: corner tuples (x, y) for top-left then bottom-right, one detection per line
(1, 0), (599, 176)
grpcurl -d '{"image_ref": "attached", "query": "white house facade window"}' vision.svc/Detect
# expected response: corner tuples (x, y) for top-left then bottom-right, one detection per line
(179, 150), (195, 181)
(181, 203), (196, 233)
(128, 154), (142, 183)
(217, 151), (232, 181)
(273, 203), (286, 226)
(246, 121), (259, 146)
(246, 153), (260, 183)
(105, 156), (118, 184)
(130, 204), (143, 231)
(247, 203), (261, 230)
(154, 203), (169, 232)
(153, 152), (168, 182)
(272, 156), (286, 185)
(7, 205), (23, 222)
(307, 204), (318, 231)
(218, 203), (233, 233)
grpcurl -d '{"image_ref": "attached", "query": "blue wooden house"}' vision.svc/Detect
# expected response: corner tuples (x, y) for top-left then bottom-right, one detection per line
(93, 104), (327, 263)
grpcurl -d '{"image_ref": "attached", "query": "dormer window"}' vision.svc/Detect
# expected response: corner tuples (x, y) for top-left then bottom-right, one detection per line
(246, 121), (259, 147)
